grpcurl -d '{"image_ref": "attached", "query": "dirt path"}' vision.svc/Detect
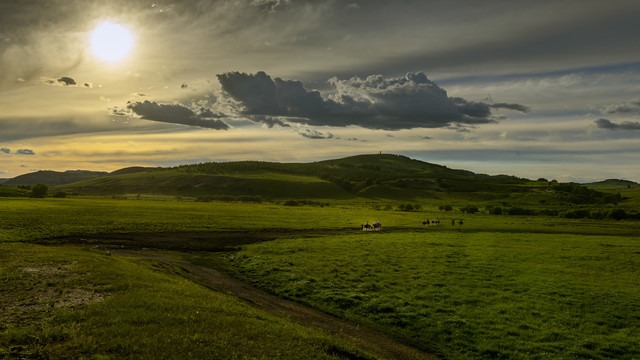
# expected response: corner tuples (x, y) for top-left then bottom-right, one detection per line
(115, 249), (439, 360)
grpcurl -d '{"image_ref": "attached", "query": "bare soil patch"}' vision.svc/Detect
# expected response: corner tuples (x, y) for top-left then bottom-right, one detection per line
(1, 264), (105, 328)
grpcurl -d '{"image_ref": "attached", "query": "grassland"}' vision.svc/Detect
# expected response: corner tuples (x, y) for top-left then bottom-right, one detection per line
(209, 231), (640, 359)
(1, 242), (373, 359)
(2, 196), (638, 243)
(1, 193), (639, 359)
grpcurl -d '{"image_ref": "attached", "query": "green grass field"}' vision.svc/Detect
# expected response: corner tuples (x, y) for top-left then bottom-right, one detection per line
(1, 196), (639, 359)
(210, 231), (640, 359)
(0, 242), (375, 359)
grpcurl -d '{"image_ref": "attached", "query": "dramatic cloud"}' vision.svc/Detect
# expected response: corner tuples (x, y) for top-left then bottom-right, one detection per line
(595, 118), (640, 131)
(1, 148), (10, 154)
(16, 149), (35, 155)
(296, 129), (335, 139)
(218, 71), (528, 130)
(127, 101), (230, 130)
(491, 103), (531, 113)
(42, 76), (93, 88)
(57, 76), (76, 86)
(603, 100), (640, 115)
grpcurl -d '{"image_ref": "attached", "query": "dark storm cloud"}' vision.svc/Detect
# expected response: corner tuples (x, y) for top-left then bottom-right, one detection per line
(57, 76), (76, 86)
(217, 71), (527, 130)
(603, 100), (640, 115)
(595, 118), (640, 131)
(127, 100), (230, 130)
(491, 103), (531, 113)
(16, 149), (35, 155)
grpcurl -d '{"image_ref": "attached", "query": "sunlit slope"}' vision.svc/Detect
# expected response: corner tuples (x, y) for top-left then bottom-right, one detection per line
(58, 168), (351, 199)
(54, 154), (534, 199)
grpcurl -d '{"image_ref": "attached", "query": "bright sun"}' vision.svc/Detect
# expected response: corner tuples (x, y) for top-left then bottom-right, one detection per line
(90, 21), (134, 62)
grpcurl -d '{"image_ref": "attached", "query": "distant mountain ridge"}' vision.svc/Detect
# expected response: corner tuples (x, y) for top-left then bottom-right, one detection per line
(3, 167), (158, 187)
(3, 170), (108, 186)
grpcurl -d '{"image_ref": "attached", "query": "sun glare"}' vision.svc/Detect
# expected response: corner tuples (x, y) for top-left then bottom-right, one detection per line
(90, 21), (134, 62)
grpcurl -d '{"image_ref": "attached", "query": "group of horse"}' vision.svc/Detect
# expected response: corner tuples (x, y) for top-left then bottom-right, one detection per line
(423, 218), (464, 226)
(361, 218), (464, 231)
(361, 221), (382, 231)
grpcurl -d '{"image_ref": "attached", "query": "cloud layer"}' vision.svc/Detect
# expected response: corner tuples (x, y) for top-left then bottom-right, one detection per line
(127, 101), (229, 130)
(595, 118), (640, 131)
(218, 71), (528, 130)
(0, 148), (35, 155)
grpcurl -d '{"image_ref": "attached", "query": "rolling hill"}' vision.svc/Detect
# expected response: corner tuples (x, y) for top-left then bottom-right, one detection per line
(48, 154), (532, 200)
(585, 179), (640, 190)
(4, 154), (635, 207)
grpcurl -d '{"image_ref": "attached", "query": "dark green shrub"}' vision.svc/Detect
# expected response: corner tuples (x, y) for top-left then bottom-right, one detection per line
(461, 205), (479, 214)
(507, 207), (535, 216)
(562, 209), (590, 219)
(52, 191), (67, 198)
(31, 183), (48, 198)
(608, 209), (627, 220)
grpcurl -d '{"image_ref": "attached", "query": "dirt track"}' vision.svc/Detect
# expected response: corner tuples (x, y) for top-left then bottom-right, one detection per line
(42, 231), (439, 359)
(116, 249), (438, 360)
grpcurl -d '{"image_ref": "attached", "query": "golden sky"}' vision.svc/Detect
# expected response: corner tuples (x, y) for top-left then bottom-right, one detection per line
(1, 0), (640, 182)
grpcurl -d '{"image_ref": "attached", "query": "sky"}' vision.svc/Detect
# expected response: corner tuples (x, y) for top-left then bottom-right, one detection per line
(2, 0), (640, 182)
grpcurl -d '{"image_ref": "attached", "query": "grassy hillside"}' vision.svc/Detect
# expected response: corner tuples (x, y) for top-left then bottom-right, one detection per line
(52, 154), (536, 200)
(1, 242), (375, 359)
(585, 179), (640, 190)
(216, 231), (640, 359)
(51, 154), (638, 217)
(58, 168), (351, 199)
